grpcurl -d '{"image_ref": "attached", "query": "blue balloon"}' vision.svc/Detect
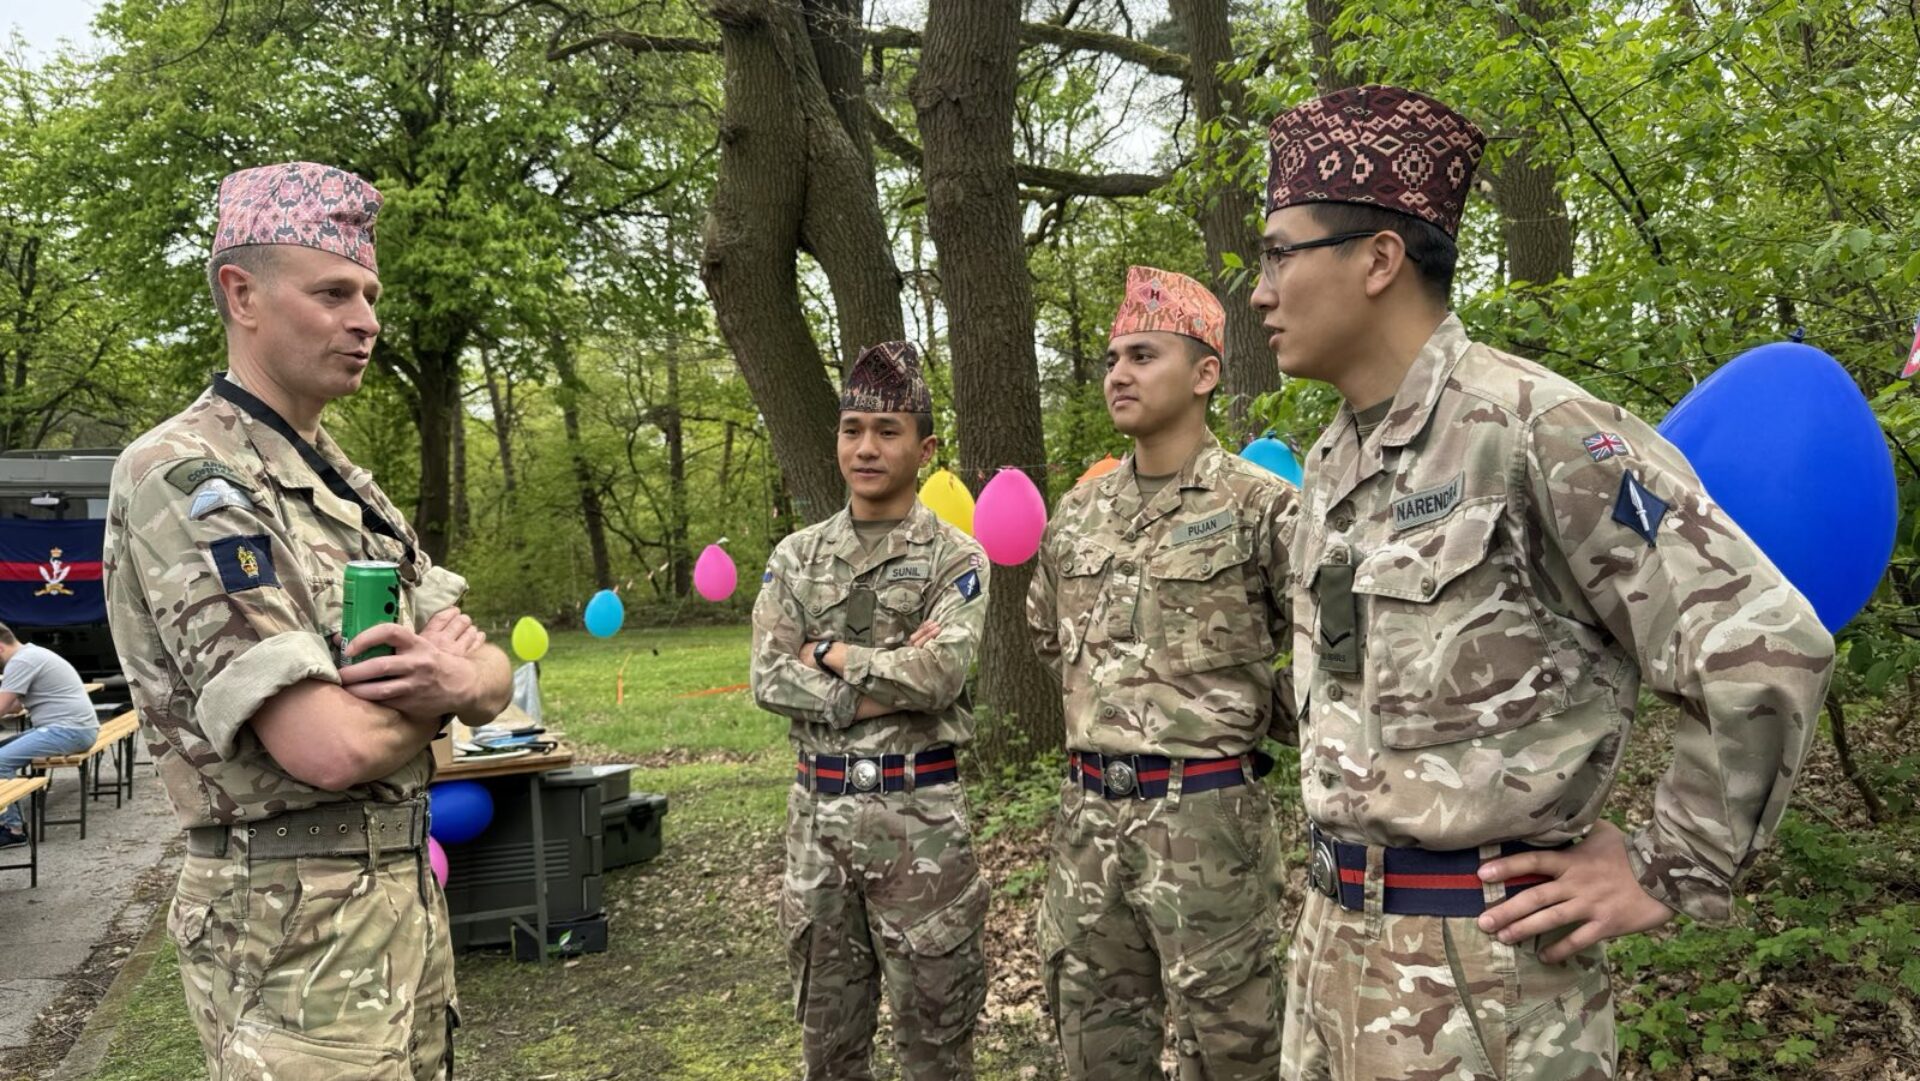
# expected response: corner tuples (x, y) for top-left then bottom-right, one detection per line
(1657, 341), (1894, 632)
(584, 589), (625, 638)
(1241, 436), (1304, 487)
(428, 780), (494, 845)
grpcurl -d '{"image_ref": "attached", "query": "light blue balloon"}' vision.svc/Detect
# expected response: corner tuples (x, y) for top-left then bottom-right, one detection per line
(1658, 341), (1894, 632)
(584, 589), (625, 638)
(1241, 436), (1304, 487)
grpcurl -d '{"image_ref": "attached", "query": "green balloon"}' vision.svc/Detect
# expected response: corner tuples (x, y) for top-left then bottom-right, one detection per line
(511, 616), (550, 662)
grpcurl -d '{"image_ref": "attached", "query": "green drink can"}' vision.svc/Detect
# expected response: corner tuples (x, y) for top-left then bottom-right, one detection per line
(341, 560), (401, 663)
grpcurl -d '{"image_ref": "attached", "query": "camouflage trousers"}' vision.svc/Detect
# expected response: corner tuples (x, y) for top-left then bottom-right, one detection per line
(1036, 775), (1281, 1081)
(1281, 887), (1615, 1080)
(168, 841), (456, 1080)
(779, 781), (990, 1081)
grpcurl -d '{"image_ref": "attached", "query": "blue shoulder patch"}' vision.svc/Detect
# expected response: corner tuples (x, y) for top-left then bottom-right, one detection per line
(210, 534), (278, 593)
(1612, 471), (1667, 547)
(954, 569), (981, 602)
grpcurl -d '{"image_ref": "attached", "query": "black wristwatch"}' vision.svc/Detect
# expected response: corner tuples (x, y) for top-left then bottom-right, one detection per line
(813, 639), (841, 677)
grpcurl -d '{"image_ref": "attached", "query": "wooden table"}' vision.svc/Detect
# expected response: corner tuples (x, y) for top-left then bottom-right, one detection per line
(437, 742), (576, 964)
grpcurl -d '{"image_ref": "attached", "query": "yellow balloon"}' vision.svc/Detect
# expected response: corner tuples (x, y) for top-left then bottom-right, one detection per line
(511, 616), (550, 663)
(919, 469), (975, 534)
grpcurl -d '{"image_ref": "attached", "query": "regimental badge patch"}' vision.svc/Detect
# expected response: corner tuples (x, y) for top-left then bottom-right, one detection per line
(210, 534), (279, 593)
(1612, 471), (1667, 547)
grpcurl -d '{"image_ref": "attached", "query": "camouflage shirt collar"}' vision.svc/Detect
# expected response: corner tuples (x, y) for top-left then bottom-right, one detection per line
(1103, 432), (1222, 523)
(827, 499), (940, 572)
(1376, 313), (1473, 449)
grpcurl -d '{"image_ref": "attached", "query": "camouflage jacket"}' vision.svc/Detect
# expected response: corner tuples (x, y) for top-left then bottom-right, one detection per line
(103, 378), (467, 828)
(1027, 436), (1297, 758)
(750, 500), (989, 756)
(1293, 314), (1835, 922)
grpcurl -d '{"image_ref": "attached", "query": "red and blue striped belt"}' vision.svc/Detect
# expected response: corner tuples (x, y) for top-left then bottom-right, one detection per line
(1308, 824), (1564, 917)
(796, 746), (958, 795)
(1067, 750), (1272, 800)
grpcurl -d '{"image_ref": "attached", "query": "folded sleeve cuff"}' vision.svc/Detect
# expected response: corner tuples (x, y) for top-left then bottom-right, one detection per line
(1625, 824), (1734, 924)
(195, 631), (339, 760)
(412, 566), (470, 628)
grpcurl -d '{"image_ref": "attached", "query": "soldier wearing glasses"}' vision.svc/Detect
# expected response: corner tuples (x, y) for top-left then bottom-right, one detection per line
(1252, 85), (1834, 1080)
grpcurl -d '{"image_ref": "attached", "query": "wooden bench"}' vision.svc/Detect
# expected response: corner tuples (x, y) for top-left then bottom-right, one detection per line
(0, 776), (49, 887)
(29, 711), (139, 839)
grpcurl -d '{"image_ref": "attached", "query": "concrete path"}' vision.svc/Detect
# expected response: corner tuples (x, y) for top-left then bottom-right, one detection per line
(0, 752), (177, 1069)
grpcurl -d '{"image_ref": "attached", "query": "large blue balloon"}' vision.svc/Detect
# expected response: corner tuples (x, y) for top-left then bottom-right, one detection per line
(584, 588), (625, 638)
(428, 780), (494, 845)
(1658, 341), (1894, 631)
(1241, 436), (1304, 487)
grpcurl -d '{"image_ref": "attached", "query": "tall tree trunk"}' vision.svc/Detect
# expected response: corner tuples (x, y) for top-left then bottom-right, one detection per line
(410, 342), (463, 563)
(480, 346), (517, 499)
(665, 348), (692, 598)
(1305, 0), (1365, 93)
(913, 0), (1064, 763)
(792, 1), (903, 363)
(451, 400), (468, 544)
(550, 334), (615, 590)
(1170, 0), (1275, 434)
(1492, 1), (1575, 299)
(701, 0), (874, 525)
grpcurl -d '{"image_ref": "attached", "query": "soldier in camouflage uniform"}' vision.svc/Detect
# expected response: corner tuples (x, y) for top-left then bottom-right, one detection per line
(750, 340), (992, 1081)
(1251, 86), (1836, 1080)
(1026, 266), (1296, 1081)
(102, 162), (512, 1081)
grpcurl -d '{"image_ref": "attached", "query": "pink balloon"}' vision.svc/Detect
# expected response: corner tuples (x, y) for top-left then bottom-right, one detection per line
(973, 468), (1048, 565)
(428, 837), (449, 888)
(693, 544), (737, 602)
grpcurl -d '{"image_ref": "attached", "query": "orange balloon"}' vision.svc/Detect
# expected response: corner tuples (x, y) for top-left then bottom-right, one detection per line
(1078, 455), (1122, 484)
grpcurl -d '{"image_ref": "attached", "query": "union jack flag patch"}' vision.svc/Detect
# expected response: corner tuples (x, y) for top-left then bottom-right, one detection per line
(1583, 431), (1630, 462)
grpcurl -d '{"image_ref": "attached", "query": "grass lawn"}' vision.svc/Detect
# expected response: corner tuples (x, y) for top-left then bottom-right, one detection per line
(87, 625), (1063, 1081)
(78, 624), (1920, 1080)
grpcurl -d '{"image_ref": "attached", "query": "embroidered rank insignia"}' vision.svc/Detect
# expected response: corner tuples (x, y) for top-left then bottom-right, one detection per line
(211, 534), (278, 592)
(188, 477), (255, 521)
(1612, 471), (1667, 547)
(1583, 431), (1631, 462)
(954, 570), (981, 601)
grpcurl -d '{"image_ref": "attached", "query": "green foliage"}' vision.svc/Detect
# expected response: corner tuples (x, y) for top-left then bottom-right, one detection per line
(1610, 814), (1920, 1072)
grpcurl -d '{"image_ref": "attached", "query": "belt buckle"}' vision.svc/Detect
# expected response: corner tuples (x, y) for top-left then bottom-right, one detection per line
(850, 758), (882, 793)
(1309, 836), (1339, 898)
(1103, 756), (1137, 797)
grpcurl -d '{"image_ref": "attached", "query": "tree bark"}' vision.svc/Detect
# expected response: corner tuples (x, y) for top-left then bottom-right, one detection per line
(550, 334), (616, 590)
(1170, 0), (1276, 433)
(480, 346), (517, 500)
(407, 338), (465, 564)
(700, 0), (851, 525)
(451, 397), (468, 544)
(1305, 0), (1364, 93)
(664, 347), (692, 598)
(913, 0), (1065, 762)
(1491, 1), (1575, 296)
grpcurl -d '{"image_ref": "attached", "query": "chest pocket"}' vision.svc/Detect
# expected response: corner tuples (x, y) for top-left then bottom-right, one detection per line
(873, 579), (931, 646)
(1147, 525), (1274, 676)
(271, 483), (417, 653)
(1350, 496), (1564, 748)
(1055, 539), (1114, 663)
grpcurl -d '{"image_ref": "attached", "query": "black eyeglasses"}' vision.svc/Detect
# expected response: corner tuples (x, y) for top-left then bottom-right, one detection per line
(1258, 230), (1380, 280)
